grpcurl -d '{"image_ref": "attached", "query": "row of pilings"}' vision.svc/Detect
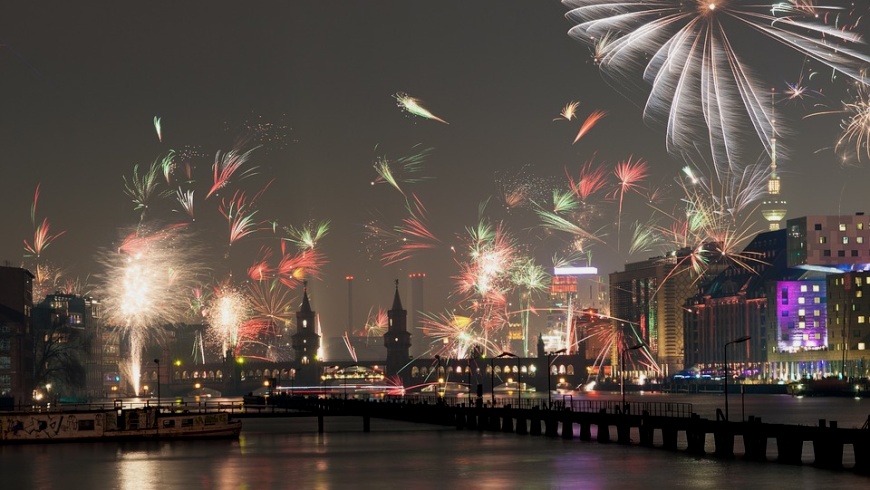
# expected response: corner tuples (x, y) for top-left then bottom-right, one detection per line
(273, 397), (870, 475)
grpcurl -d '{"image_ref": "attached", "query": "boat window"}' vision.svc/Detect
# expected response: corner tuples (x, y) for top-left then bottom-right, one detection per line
(78, 419), (95, 431)
(181, 419), (194, 428)
(163, 420), (176, 428)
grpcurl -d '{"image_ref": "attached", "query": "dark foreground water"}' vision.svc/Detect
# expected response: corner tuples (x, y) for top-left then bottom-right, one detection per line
(2, 394), (869, 489)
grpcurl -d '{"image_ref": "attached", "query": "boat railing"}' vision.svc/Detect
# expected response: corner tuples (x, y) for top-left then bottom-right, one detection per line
(22, 400), (249, 415)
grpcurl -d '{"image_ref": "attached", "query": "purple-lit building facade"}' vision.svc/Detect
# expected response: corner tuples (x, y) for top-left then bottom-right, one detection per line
(765, 214), (870, 380)
(684, 229), (790, 375)
(773, 280), (827, 351)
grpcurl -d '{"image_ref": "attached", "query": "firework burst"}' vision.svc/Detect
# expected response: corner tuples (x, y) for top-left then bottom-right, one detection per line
(573, 109), (607, 144)
(206, 145), (260, 199)
(381, 195), (440, 266)
(205, 285), (251, 357)
(393, 92), (449, 124)
(96, 223), (206, 395)
(23, 184), (68, 302)
(419, 311), (494, 359)
(610, 156), (649, 247)
(175, 188), (196, 220)
(834, 79), (870, 163)
(23, 184), (65, 260)
(283, 220), (331, 251)
(370, 144), (434, 196)
(495, 165), (552, 211)
(554, 100), (580, 121)
(153, 116), (162, 142)
(364, 307), (389, 337)
(563, 0), (870, 169)
(123, 158), (172, 221)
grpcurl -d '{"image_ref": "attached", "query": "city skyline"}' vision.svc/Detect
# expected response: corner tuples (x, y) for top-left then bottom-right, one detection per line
(2, 1), (869, 347)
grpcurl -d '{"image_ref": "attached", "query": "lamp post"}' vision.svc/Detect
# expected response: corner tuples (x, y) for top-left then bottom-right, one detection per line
(621, 344), (644, 413)
(724, 335), (751, 422)
(153, 358), (161, 409)
(546, 348), (567, 408)
(490, 352), (516, 406)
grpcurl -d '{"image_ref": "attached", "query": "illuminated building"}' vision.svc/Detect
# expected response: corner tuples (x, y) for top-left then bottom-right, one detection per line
(693, 214), (870, 381)
(684, 230), (804, 377)
(544, 266), (607, 356)
(612, 247), (726, 376)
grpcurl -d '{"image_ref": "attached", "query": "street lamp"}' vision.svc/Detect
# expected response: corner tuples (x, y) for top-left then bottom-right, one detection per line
(490, 352), (516, 406)
(724, 335), (751, 422)
(546, 348), (567, 408)
(621, 344), (644, 413)
(153, 359), (161, 409)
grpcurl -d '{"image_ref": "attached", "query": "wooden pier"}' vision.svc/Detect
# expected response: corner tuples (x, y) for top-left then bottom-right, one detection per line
(260, 396), (870, 475)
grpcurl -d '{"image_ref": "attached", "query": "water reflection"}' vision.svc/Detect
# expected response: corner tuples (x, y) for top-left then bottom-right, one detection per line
(1, 397), (869, 489)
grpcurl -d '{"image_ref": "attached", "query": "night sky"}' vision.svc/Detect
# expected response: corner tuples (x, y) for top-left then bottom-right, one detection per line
(2, 1), (868, 342)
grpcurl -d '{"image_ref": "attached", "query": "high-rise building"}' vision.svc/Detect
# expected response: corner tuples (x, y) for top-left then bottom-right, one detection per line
(611, 247), (726, 375)
(545, 266), (608, 357)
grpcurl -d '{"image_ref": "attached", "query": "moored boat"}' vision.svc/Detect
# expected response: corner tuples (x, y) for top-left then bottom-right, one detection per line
(787, 377), (870, 397)
(0, 406), (241, 443)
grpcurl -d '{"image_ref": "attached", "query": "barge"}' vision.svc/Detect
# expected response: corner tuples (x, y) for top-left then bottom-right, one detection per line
(0, 406), (241, 443)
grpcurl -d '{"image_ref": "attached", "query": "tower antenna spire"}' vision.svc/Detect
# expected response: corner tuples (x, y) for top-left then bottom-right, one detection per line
(761, 89), (787, 231)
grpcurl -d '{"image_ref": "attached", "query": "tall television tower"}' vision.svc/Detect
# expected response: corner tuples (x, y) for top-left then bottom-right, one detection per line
(762, 91), (787, 231)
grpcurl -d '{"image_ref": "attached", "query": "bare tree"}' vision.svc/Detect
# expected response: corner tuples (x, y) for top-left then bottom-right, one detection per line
(33, 314), (92, 399)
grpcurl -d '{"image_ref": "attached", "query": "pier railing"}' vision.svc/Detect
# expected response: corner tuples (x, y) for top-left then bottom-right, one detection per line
(386, 395), (693, 418)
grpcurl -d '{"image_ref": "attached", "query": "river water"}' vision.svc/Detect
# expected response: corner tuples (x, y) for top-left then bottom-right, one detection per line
(1, 393), (868, 489)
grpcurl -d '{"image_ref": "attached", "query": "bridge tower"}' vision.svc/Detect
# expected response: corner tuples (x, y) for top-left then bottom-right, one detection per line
(384, 280), (412, 382)
(291, 284), (321, 385)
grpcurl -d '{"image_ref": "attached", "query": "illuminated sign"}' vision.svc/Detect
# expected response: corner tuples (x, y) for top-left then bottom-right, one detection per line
(553, 267), (598, 276)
